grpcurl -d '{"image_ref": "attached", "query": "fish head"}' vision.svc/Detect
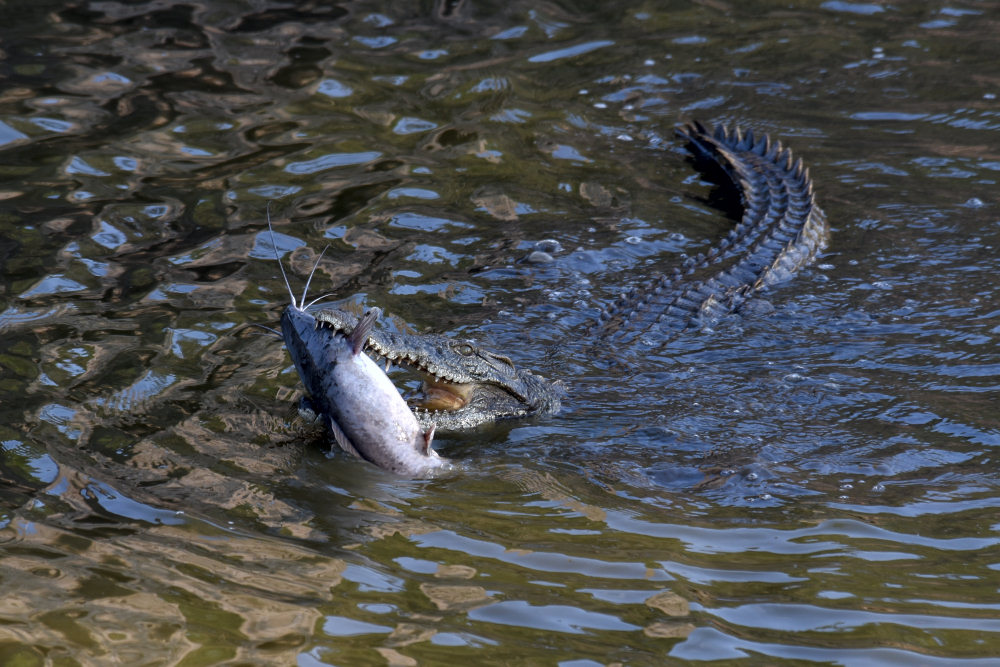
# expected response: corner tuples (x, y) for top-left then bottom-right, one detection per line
(280, 305), (330, 402)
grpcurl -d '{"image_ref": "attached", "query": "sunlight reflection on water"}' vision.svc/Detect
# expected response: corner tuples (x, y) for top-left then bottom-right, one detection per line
(0, 0), (998, 664)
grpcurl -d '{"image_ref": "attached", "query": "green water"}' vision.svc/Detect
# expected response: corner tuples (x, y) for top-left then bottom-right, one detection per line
(1, 1), (998, 664)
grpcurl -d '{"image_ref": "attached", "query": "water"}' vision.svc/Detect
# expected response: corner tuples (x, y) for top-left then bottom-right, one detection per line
(1, 1), (999, 664)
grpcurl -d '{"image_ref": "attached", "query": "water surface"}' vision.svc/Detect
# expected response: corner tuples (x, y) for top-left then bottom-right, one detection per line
(1, 1), (998, 664)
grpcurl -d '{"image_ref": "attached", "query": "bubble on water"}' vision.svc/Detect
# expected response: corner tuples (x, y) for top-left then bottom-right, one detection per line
(625, 236), (642, 244)
(527, 250), (554, 264)
(535, 239), (563, 253)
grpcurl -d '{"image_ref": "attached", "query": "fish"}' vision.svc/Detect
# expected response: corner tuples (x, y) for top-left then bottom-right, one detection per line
(269, 222), (451, 477)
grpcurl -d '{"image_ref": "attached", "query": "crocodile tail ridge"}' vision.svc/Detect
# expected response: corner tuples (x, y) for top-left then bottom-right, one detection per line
(594, 121), (829, 347)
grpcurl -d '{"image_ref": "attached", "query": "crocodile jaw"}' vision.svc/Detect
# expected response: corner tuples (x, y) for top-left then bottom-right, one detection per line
(418, 377), (474, 411)
(312, 308), (561, 431)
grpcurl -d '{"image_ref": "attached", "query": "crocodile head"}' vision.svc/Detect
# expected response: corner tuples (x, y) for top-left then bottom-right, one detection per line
(313, 308), (562, 431)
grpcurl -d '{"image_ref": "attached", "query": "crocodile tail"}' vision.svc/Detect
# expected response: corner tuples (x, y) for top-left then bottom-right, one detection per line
(593, 121), (828, 347)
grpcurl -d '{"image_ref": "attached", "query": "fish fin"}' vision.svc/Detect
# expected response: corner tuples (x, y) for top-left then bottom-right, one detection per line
(349, 307), (382, 355)
(328, 416), (362, 459)
(422, 425), (436, 455)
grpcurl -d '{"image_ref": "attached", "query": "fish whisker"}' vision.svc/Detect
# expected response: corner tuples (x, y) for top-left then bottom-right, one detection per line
(267, 202), (298, 310)
(300, 244), (330, 309)
(250, 323), (283, 338)
(304, 292), (338, 310)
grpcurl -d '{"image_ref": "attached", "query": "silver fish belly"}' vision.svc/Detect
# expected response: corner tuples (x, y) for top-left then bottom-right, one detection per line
(280, 305), (450, 477)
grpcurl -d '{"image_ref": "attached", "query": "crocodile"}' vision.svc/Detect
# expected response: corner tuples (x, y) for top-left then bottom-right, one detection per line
(297, 121), (827, 433)
(311, 308), (562, 432)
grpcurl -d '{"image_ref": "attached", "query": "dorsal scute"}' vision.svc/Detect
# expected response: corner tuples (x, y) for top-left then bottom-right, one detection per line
(598, 120), (828, 346)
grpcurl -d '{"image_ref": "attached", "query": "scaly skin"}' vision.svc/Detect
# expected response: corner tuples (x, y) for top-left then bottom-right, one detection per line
(292, 121), (826, 432)
(594, 121), (828, 346)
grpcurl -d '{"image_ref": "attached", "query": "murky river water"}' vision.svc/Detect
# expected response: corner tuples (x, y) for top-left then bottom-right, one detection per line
(1, 1), (998, 664)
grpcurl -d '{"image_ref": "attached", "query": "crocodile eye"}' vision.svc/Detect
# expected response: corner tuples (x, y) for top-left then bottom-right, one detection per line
(455, 342), (475, 356)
